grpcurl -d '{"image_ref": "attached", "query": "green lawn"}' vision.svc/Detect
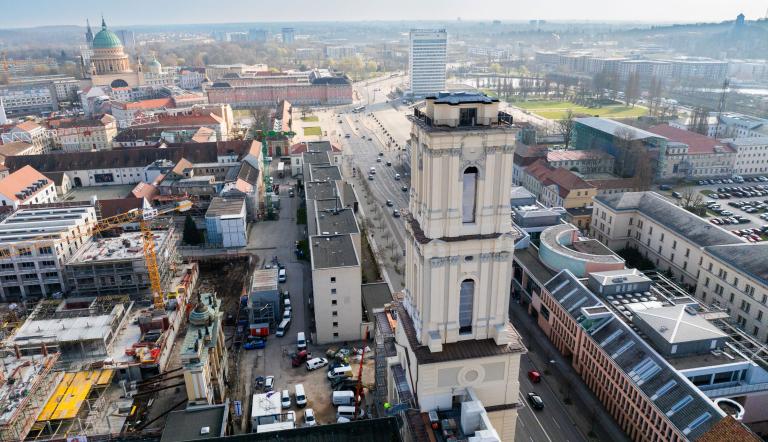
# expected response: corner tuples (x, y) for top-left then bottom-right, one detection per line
(303, 126), (322, 136)
(301, 116), (319, 122)
(513, 100), (648, 120)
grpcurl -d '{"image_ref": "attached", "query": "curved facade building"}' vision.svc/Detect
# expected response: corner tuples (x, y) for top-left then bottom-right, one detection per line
(539, 223), (624, 277)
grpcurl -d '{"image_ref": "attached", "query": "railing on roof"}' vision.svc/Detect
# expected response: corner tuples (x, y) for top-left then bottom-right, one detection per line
(411, 108), (514, 128)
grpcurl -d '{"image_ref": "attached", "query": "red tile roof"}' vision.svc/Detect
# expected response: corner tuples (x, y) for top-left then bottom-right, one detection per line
(131, 182), (159, 200)
(13, 121), (41, 133)
(547, 149), (612, 162)
(647, 124), (735, 154)
(97, 198), (144, 218)
(114, 97), (174, 110)
(544, 168), (594, 198)
(0, 165), (51, 201)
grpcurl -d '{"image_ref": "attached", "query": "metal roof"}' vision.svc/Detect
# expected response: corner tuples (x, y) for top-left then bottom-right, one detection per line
(575, 117), (664, 141)
(310, 234), (358, 269)
(633, 305), (727, 344)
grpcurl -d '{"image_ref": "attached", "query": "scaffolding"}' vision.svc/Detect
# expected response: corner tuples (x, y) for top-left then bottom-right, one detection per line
(0, 354), (60, 442)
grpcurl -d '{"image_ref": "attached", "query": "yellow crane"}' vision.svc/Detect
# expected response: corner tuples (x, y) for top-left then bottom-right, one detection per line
(0, 200), (192, 309)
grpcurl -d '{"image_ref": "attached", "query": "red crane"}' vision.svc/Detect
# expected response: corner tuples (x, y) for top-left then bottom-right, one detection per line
(354, 326), (369, 420)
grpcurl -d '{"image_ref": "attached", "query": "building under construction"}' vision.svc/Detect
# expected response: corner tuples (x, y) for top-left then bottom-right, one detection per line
(0, 354), (60, 442)
(9, 296), (133, 362)
(64, 228), (179, 298)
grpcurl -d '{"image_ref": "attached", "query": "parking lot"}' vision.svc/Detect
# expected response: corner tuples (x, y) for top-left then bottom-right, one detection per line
(663, 176), (768, 243)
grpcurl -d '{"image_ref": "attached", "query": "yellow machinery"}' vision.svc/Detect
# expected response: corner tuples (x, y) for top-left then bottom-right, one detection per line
(0, 200), (192, 309)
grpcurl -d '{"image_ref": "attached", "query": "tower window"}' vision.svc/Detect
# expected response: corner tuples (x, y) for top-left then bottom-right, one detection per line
(462, 166), (478, 223)
(459, 279), (475, 335)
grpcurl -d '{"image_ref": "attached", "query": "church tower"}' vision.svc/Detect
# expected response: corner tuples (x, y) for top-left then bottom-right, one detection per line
(393, 92), (524, 416)
(85, 19), (94, 44)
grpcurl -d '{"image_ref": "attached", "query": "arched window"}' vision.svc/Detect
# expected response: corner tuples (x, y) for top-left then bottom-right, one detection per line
(462, 166), (478, 223)
(459, 279), (475, 335)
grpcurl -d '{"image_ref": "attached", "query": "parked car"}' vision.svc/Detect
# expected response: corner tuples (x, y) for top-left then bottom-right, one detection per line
(393, 210), (401, 218)
(386, 200), (394, 207)
(264, 376), (275, 392)
(306, 357), (329, 371)
(243, 337), (266, 350)
(278, 268), (287, 283)
(304, 408), (317, 427)
(527, 392), (544, 410)
(401, 185), (408, 192)
(281, 390), (292, 408)
(671, 191), (682, 199)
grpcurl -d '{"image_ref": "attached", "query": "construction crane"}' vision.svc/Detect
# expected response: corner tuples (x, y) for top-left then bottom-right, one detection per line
(0, 200), (192, 309)
(354, 325), (369, 421)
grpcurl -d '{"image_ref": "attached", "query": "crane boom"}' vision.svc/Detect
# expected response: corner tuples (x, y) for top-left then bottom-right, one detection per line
(0, 200), (192, 309)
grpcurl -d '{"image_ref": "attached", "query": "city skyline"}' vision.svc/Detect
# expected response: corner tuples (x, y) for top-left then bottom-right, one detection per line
(0, 0), (764, 28)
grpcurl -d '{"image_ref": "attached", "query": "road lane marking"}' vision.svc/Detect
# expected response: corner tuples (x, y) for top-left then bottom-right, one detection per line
(519, 392), (554, 442)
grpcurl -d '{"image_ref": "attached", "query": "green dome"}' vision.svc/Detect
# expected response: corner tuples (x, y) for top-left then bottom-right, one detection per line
(92, 20), (123, 49)
(148, 58), (161, 68)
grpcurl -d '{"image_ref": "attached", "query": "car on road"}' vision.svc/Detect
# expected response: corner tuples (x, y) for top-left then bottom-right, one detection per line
(289, 189), (295, 197)
(527, 392), (544, 410)
(376, 157), (382, 162)
(401, 185), (408, 192)
(344, 134), (351, 138)
(386, 200), (393, 207)
(528, 370), (541, 383)
(395, 173), (401, 180)
(264, 376), (275, 392)
(378, 152), (384, 157)
(306, 357), (329, 371)
(393, 210), (401, 218)
(386, 161), (392, 166)
(368, 174), (374, 180)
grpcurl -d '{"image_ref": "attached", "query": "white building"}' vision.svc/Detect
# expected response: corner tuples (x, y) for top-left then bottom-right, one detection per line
(717, 113), (768, 139)
(392, 92), (524, 432)
(0, 165), (57, 207)
(204, 196), (247, 248)
(310, 234), (362, 343)
(0, 205), (96, 301)
(408, 29), (447, 97)
(724, 137), (768, 176)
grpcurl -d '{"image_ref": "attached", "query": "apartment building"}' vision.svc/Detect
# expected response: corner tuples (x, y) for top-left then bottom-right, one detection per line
(408, 29), (448, 97)
(182, 292), (229, 406)
(310, 234), (362, 343)
(546, 149), (615, 174)
(4, 121), (50, 154)
(0, 205), (96, 301)
(723, 137), (768, 176)
(0, 165), (56, 207)
(520, 161), (597, 230)
(718, 113), (768, 139)
(49, 114), (118, 152)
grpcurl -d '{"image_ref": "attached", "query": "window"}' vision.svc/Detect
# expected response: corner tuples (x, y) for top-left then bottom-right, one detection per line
(462, 167), (478, 223)
(38, 246), (53, 255)
(332, 311), (338, 317)
(331, 288), (337, 295)
(333, 322), (339, 327)
(330, 277), (336, 283)
(333, 332), (339, 337)
(459, 279), (475, 334)
(20, 262), (35, 269)
(0, 264), (13, 270)
(672, 240), (677, 250)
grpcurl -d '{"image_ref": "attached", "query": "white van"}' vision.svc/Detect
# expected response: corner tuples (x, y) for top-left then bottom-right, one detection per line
(297, 332), (307, 350)
(332, 391), (355, 406)
(276, 318), (291, 337)
(336, 405), (364, 421)
(284, 297), (291, 312)
(295, 384), (307, 408)
(278, 269), (287, 283)
(283, 309), (291, 320)
(327, 365), (353, 380)
(369, 166), (376, 174)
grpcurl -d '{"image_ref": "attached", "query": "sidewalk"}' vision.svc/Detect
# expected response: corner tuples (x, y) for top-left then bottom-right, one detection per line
(509, 302), (630, 442)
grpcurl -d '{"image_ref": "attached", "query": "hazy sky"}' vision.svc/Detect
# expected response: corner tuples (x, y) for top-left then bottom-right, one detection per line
(2, 0), (764, 27)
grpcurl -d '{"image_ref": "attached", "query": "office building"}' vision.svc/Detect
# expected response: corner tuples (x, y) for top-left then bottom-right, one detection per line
(511, 222), (762, 441)
(248, 29), (268, 42)
(281, 28), (295, 44)
(723, 137), (768, 176)
(408, 29), (448, 97)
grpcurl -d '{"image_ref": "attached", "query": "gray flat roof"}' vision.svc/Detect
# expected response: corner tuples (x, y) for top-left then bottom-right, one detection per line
(703, 243), (768, 286)
(311, 234), (358, 269)
(575, 117), (664, 141)
(362, 282), (392, 316)
(315, 208), (358, 235)
(308, 164), (342, 182)
(205, 196), (245, 217)
(305, 180), (337, 201)
(596, 192), (744, 248)
(302, 151), (332, 166)
(160, 402), (228, 442)
(429, 91), (498, 104)
(633, 305), (727, 344)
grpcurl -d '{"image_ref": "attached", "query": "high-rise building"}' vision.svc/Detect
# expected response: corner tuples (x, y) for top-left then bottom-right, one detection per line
(390, 92), (524, 427)
(281, 27), (295, 44)
(248, 29), (268, 42)
(408, 29), (447, 97)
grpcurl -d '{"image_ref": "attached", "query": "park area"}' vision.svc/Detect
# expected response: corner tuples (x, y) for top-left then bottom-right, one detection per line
(301, 115), (320, 122)
(513, 100), (648, 120)
(303, 126), (322, 136)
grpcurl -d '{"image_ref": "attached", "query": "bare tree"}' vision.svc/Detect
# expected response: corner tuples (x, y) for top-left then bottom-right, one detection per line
(680, 186), (704, 210)
(624, 71), (640, 107)
(556, 109), (576, 148)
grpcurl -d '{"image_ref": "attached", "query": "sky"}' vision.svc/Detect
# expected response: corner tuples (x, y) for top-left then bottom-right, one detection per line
(1, 0), (765, 27)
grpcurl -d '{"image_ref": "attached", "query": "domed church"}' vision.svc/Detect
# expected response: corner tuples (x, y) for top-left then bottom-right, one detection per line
(83, 17), (147, 88)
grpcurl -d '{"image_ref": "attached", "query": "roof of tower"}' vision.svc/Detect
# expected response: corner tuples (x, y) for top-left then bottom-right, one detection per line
(92, 18), (123, 49)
